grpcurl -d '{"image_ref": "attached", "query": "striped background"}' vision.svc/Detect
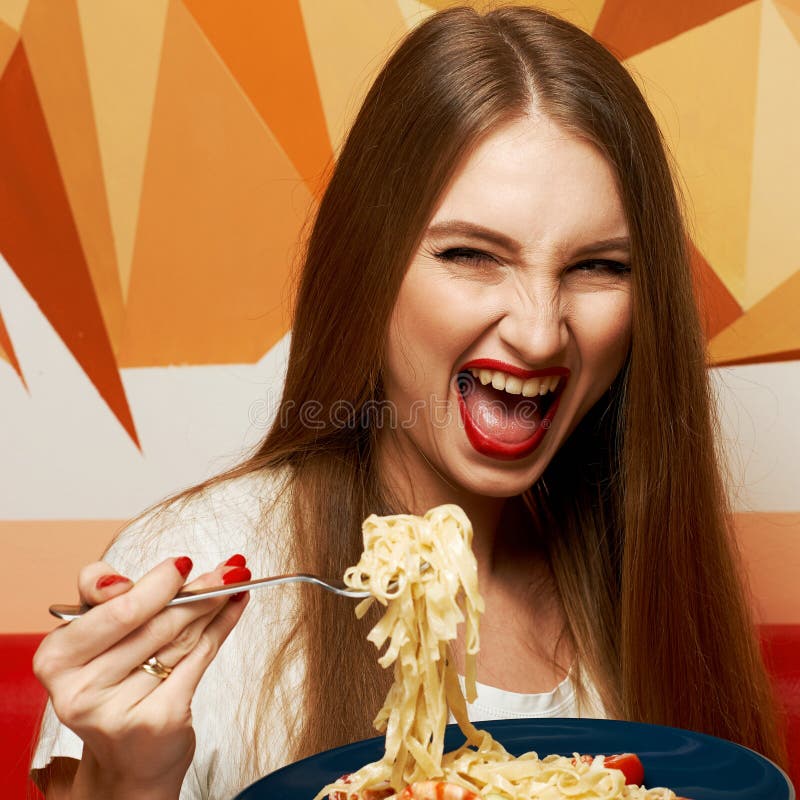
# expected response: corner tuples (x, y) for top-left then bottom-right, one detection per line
(0, 0), (798, 632)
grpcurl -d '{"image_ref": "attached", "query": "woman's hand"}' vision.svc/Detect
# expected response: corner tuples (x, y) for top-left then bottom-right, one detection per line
(34, 554), (251, 799)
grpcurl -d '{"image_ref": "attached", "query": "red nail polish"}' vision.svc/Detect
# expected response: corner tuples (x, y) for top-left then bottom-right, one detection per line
(224, 554), (246, 567)
(96, 574), (131, 590)
(175, 556), (193, 578)
(230, 592), (246, 602)
(222, 566), (251, 585)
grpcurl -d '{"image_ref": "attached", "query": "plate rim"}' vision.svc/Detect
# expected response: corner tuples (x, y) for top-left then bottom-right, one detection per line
(235, 716), (795, 799)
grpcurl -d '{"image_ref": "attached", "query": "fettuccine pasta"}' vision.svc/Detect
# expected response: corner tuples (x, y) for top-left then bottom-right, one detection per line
(315, 505), (682, 800)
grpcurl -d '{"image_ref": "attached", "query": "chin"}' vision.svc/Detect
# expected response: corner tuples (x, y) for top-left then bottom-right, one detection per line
(450, 461), (549, 499)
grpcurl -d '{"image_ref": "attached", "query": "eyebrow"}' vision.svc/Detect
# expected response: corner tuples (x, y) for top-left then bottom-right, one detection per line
(425, 219), (630, 259)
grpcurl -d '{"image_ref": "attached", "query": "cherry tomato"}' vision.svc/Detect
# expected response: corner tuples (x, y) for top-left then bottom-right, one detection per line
(603, 753), (645, 786)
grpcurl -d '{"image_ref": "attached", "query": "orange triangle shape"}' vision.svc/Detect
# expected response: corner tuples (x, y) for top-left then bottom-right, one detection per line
(775, 0), (800, 44)
(709, 269), (800, 365)
(689, 241), (743, 340)
(0, 306), (26, 387)
(183, 0), (331, 198)
(594, 0), (753, 59)
(0, 42), (139, 447)
(119, 0), (308, 367)
(21, 0), (126, 346)
(712, 347), (800, 366)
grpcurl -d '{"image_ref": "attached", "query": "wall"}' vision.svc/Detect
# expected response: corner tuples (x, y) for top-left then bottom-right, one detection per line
(0, 0), (798, 632)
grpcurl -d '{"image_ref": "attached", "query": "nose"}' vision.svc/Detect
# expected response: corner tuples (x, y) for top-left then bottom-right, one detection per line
(496, 282), (569, 366)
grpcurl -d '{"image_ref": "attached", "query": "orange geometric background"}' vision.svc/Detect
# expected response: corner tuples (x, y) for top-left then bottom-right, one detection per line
(0, 0), (798, 632)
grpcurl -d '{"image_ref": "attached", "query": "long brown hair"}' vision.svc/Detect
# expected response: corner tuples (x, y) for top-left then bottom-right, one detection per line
(161, 3), (787, 775)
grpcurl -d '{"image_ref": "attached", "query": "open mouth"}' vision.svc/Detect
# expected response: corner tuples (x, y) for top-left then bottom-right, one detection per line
(454, 360), (569, 460)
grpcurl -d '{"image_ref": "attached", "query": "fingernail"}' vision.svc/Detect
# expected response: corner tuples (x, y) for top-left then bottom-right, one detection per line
(222, 566), (251, 585)
(96, 574), (131, 590)
(230, 592), (246, 602)
(224, 554), (246, 567)
(175, 556), (193, 578)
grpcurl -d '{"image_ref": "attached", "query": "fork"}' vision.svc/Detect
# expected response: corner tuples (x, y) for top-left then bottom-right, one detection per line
(48, 572), (372, 622)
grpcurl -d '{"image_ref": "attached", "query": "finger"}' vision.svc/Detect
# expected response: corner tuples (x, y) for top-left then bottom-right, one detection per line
(87, 564), (251, 689)
(78, 562), (135, 608)
(129, 557), (248, 685)
(219, 553), (246, 568)
(116, 571), (250, 706)
(53, 556), (194, 668)
(143, 589), (251, 708)
(76, 553), (243, 608)
(76, 561), (135, 608)
(116, 608), (218, 704)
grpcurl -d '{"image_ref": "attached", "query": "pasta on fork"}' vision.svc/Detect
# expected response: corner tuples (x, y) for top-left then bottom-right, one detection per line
(316, 507), (686, 800)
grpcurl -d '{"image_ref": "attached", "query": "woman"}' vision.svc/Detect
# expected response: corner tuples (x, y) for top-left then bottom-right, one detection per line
(31, 5), (787, 799)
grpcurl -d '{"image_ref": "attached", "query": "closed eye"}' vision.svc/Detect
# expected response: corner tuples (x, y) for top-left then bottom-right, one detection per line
(433, 249), (631, 278)
(433, 247), (497, 267)
(569, 259), (631, 275)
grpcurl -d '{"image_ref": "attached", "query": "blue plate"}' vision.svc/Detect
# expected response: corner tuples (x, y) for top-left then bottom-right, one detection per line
(234, 718), (794, 799)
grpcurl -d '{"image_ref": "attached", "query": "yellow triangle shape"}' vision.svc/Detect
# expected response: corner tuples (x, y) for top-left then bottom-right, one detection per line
(76, 0), (170, 303)
(0, 18), (16, 77)
(395, 0), (436, 30)
(299, 0), (407, 154)
(533, 1), (606, 32)
(21, 0), (125, 349)
(744, 0), (800, 307)
(422, 0), (487, 8)
(0, 0), (28, 30)
(398, 0), (605, 32)
(626, 2), (762, 307)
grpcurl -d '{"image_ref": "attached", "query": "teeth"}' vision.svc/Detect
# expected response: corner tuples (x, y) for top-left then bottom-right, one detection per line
(504, 376), (523, 395)
(522, 379), (540, 397)
(467, 368), (561, 398)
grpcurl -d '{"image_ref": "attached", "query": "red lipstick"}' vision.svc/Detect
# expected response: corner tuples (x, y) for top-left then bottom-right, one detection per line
(460, 359), (570, 380)
(456, 360), (570, 460)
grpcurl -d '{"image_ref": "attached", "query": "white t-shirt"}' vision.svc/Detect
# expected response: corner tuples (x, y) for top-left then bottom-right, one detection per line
(31, 466), (606, 800)
(462, 670), (604, 722)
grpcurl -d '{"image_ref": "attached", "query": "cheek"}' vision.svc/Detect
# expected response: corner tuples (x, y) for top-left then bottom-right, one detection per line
(571, 290), (632, 377)
(387, 271), (483, 378)
(385, 276), (450, 399)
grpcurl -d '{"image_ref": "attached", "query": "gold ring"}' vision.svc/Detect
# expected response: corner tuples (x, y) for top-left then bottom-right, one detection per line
(140, 655), (173, 679)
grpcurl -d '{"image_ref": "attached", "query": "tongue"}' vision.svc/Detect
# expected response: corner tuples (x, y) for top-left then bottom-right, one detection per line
(462, 381), (543, 444)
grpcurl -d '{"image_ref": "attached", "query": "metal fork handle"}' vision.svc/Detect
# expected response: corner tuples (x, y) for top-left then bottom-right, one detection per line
(48, 572), (370, 622)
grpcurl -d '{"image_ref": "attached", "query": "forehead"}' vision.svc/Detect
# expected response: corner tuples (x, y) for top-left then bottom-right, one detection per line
(429, 115), (627, 249)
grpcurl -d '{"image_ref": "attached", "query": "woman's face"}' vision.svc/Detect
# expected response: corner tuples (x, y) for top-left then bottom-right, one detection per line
(381, 113), (632, 501)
